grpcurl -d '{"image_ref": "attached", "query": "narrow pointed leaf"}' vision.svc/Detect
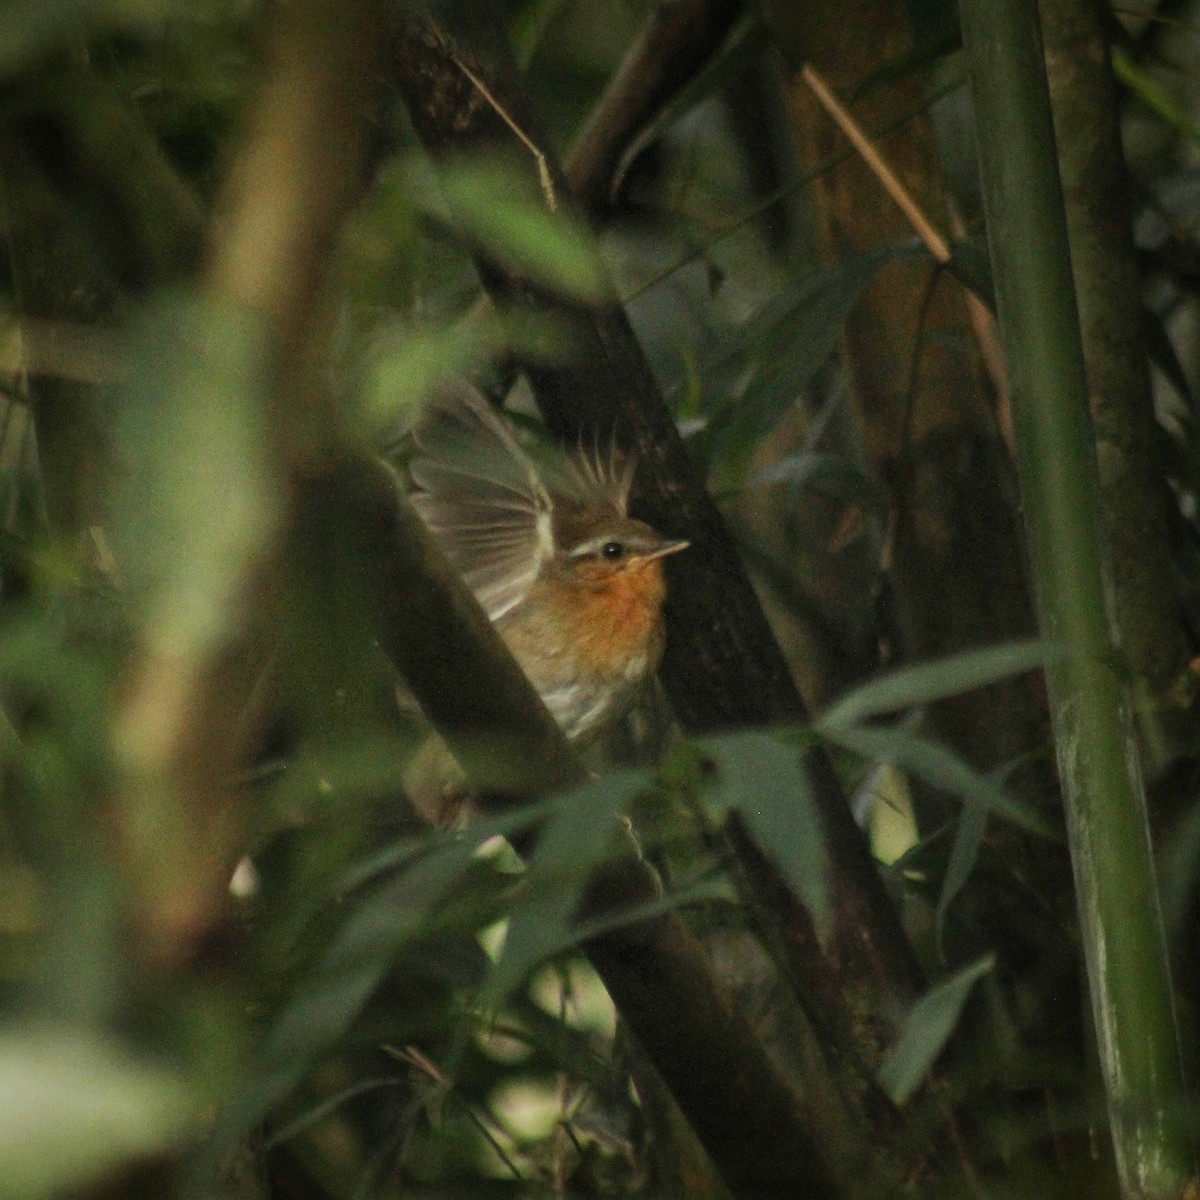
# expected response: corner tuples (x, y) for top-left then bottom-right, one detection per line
(935, 802), (989, 954)
(819, 639), (1058, 731)
(878, 954), (994, 1105)
(824, 724), (1057, 840)
(707, 731), (830, 939)
(479, 770), (642, 1010)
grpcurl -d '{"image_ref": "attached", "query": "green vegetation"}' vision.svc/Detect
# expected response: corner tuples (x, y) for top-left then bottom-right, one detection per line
(2, 1), (1200, 1197)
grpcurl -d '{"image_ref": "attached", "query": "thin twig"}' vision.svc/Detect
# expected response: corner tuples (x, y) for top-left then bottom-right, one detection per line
(801, 62), (952, 264)
(454, 55), (558, 210)
(621, 73), (965, 303)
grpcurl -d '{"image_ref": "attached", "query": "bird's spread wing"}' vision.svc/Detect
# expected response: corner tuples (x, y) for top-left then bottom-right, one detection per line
(409, 382), (554, 622)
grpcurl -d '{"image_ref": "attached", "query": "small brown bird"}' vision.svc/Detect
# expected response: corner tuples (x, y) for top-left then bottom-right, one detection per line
(408, 383), (688, 747)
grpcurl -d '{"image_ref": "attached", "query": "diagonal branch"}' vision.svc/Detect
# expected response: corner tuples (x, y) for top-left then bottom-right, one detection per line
(316, 447), (845, 1199)
(386, 1), (923, 1011)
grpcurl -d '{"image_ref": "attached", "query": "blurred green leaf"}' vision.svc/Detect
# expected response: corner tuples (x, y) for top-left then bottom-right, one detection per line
(511, 0), (572, 67)
(0, 1024), (194, 1199)
(0, 0), (116, 75)
(0, 0), (252, 75)
(0, 616), (111, 778)
(254, 732), (419, 835)
(1113, 47), (1200, 144)
(414, 156), (609, 303)
(0, 619), (120, 1020)
(706, 731), (831, 940)
(934, 757), (1031, 953)
(202, 831), (485, 1172)
(109, 290), (279, 662)
(935, 801), (988, 954)
(878, 954), (994, 1105)
(356, 322), (495, 440)
(356, 309), (574, 442)
(819, 639), (1057, 731)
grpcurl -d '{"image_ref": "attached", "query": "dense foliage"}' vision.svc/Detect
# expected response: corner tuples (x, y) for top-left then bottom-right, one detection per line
(2, 1), (1200, 1197)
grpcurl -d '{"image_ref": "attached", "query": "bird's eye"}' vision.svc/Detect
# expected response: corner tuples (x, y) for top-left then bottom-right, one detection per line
(601, 540), (626, 560)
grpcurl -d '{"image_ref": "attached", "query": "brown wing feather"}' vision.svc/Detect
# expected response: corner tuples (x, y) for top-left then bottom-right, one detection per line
(409, 383), (554, 621)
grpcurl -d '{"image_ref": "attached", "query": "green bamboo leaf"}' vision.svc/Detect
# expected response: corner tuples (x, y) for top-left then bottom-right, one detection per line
(110, 291), (279, 664)
(204, 833), (485, 1166)
(935, 802), (988, 954)
(512, 0), (573, 67)
(707, 731), (830, 940)
(824, 724), (1057, 839)
(700, 246), (898, 411)
(0, 1025), (194, 1200)
(878, 954), (994, 1105)
(819, 639), (1058, 731)
(934, 757), (1031, 951)
(1112, 47), (1200, 144)
(695, 245), (906, 481)
(480, 770), (642, 1010)
(420, 157), (609, 303)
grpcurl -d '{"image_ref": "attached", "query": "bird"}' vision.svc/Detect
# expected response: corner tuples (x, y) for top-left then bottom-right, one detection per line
(406, 382), (688, 751)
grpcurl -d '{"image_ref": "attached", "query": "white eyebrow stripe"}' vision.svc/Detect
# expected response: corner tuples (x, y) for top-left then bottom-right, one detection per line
(534, 509), (555, 566)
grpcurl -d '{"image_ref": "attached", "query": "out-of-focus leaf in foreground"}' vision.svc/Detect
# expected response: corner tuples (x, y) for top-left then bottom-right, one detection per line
(0, 1024), (194, 1199)
(410, 155), (610, 303)
(109, 289), (279, 663)
(355, 308), (574, 442)
(0, 0), (252, 76)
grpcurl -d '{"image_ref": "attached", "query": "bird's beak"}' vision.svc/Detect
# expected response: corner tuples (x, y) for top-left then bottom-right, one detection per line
(645, 537), (690, 562)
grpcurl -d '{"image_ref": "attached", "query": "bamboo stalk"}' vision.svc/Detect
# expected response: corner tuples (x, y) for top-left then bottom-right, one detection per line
(957, 3), (1196, 1197)
(1040, 0), (1189, 769)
